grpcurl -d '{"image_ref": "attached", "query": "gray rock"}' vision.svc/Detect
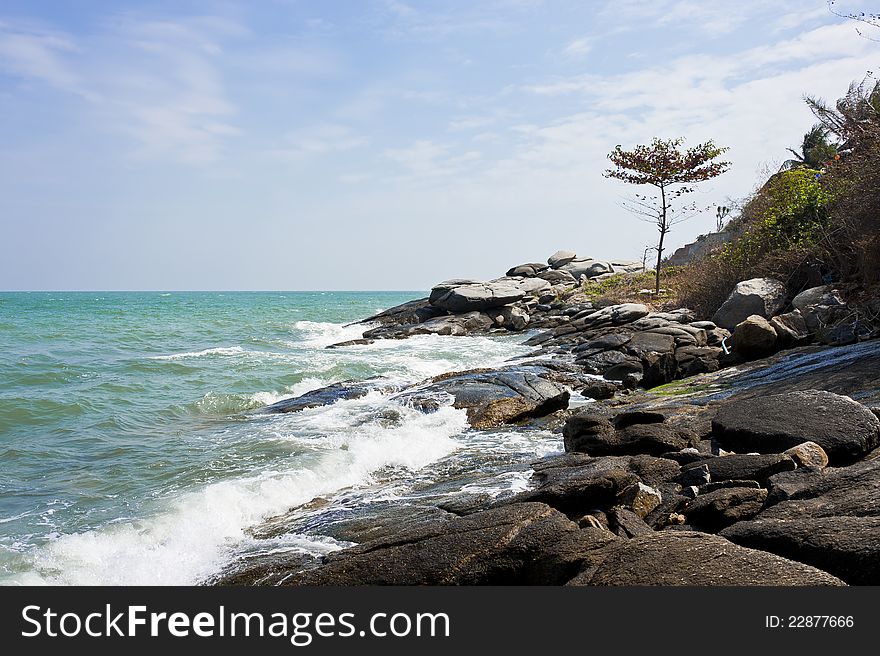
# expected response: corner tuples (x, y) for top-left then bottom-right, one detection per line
(606, 507), (654, 538)
(506, 262), (549, 277)
(399, 369), (570, 429)
(619, 482), (662, 518)
(512, 277), (552, 296)
(731, 314), (778, 359)
(792, 285), (844, 313)
(624, 331), (676, 357)
(674, 346), (722, 377)
(580, 531), (844, 586)
(712, 389), (880, 464)
(536, 269), (577, 285)
(430, 280), (526, 313)
(711, 278), (788, 329)
(263, 379), (392, 414)
(548, 250), (578, 268)
(493, 305), (530, 331)
(566, 422), (698, 457)
(721, 516), (880, 585)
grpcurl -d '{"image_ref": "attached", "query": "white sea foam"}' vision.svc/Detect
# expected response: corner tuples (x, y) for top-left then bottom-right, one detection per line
(12, 396), (468, 585)
(150, 346), (247, 361)
(292, 320), (372, 348)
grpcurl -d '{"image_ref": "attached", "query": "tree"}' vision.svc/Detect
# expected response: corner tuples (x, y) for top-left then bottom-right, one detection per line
(784, 124), (839, 170)
(604, 137), (731, 295)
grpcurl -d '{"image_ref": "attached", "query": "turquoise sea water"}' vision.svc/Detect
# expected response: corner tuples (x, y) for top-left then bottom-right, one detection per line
(0, 291), (557, 585)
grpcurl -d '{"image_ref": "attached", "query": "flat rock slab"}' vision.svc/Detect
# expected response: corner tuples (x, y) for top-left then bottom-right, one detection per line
(429, 280), (526, 313)
(285, 502), (619, 585)
(680, 453), (795, 485)
(399, 369), (570, 429)
(721, 516), (880, 585)
(262, 379), (390, 414)
(712, 389), (880, 464)
(579, 531), (844, 586)
(682, 487), (768, 530)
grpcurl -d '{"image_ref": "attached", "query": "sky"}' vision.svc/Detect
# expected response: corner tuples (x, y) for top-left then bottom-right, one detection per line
(0, 0), (878, 291)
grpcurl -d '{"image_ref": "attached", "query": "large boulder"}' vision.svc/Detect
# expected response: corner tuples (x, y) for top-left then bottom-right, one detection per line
(792, 285), (844, 313)
(559, 259), (611, 281)
(679, 453), (795, 485)
(711, 278), (788, 330)
(682, 487), (768, 530)
(429, 280), (527, 313)
(536, 269), (577, 285)
(721, 516), (880, 585)
(399, 368), (570, 429)
(770, 310), (811, 347)
(285, 502), (619, 585)
(731, 315), (778, 359)
(576, 531), (844, 585)
(548, 250), (578, 268)
(506, 262), (549, 277)
(712, 390), (880, 464)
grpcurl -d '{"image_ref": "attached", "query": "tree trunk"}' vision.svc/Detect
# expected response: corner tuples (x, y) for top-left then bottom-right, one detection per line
(655, 185), (667, 296)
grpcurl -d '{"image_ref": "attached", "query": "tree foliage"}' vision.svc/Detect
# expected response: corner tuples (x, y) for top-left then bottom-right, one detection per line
(604, 137), (730, 295)
(784, 124), (839, 170)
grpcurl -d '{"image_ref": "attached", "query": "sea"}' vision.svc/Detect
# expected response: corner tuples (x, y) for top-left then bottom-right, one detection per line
(0, 291), (562, 585)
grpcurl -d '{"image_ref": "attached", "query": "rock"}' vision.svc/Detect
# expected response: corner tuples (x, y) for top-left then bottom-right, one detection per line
(674, 346), (721, 377)
(760, 459), (880, 519)
(494, 305), (530, 331)
(578, 378), (619, 400)
(784, 441), (829, 469)
(358, 297), (443, 326)
(578, 531), (844, 585)
(326, 338), (376, 348)
(678, 463), (711, 487)
(770, 310), (811, 348)
(624, 331), (676, 358)
(573, 332), (632, 356)
(712, 390), (880, 464)
(792, 285), (844, 313)
(682, 487), (768, 530)
(548, 250), (577, 268)
(430, 280), (526, 313)
(607, 507), (654, 538)
(263, 379), (390, 414)
(691, 320), (717, 330)
(619, 482), (662, 518)
(364, 311), (495, 338)
(399, 369), (570, 429)
(536, 269), (577, 285)
(513, 277), (552, 296)
(576, 350), (641, 378)
(286, 502), (618, 585)
(731, 315), (778, 359)
(680, 453), (795, 485)
(711, 278), (788, 330)
(513, 464), (638, 516)
(567, 422), (698, 457)
(506, 262), (549, 277)
(642, 351), (678, 388)
(721, 516), (880, 585)
(428, 279), (480, 303)
(559, 259), (605, 281)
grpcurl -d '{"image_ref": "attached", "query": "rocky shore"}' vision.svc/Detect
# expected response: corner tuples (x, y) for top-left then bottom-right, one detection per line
(216, 250), (880, 586)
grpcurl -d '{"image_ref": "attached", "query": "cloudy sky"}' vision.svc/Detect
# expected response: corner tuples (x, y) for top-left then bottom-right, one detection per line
(1, 0), (877, 290)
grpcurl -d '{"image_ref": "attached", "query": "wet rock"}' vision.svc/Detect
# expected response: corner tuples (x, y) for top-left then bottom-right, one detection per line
(721, 516), (880, 585)
(711, 277), (788, 330)
(784, 441), (829, 469)
(680, 454), (795, 485)
(732, 315), (778, 359)
(578, 378), (619, 400)
(285, 502), (618, 585)
(326, 338), (376, 348)
(682, 487), (768, 530)
(263, 379), (390, 414)
(712, 390), (880, 464)
(579, 531), (843, 586)
(400, 369), (570, 429)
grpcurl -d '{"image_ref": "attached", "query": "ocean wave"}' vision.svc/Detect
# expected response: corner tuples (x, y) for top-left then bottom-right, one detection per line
(149, 346), (248, 361)
(291, 320), (371, 348)
(10, 397), (468, 585)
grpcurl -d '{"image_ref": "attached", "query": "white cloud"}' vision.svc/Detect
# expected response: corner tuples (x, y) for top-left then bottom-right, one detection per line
(562, 37), (593, 58)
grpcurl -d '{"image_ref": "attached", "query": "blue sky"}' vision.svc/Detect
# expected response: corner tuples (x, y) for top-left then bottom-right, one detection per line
(0, 0), (877, 290)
